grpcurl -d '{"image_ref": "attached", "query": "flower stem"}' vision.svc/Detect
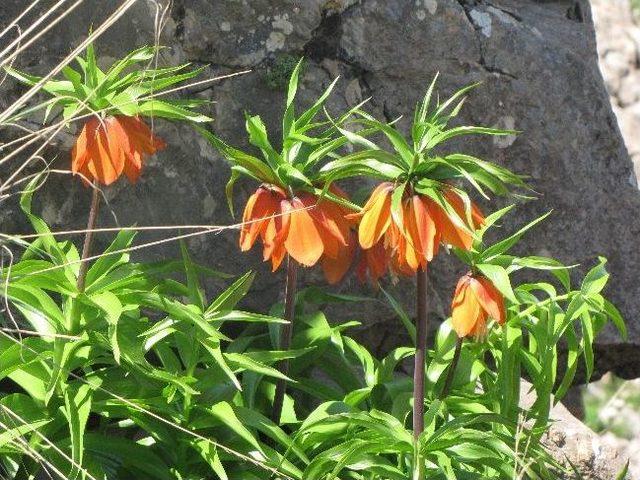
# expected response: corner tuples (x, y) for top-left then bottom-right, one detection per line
(413, 266), (428, 440)
(440, 336), (463, 400)
(76, 186), (101, 293)
(271, 255), (298, 424)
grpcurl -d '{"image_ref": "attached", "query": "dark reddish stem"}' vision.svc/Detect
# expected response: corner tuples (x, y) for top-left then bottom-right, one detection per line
(271, 255), (299, 424)
(76, 186), (101, 293)
(413, 266), (428, 440)
(440, 336), (463, 400)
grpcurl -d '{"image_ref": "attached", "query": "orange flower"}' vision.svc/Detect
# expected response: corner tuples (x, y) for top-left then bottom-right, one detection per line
(434, 189), (485, 250)
(450, 273), (505, 339)
(354, 183), (483, 280)
(71, 115), (166, 185)
(356, 241), (389, 285)
(239, 184), (355, 283)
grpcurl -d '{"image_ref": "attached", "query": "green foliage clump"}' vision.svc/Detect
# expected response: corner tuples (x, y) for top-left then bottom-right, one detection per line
(264, 54), (303, 90)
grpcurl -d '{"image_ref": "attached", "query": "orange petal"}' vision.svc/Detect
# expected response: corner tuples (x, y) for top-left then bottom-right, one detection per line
(86, 122), (122, 185)
(471, 276), (506, 325)
(451, 276), (483, 338)
(270, 238), (287, 271)
(263, 198), (291, 269)
(321, 234), (355, 284)
(110, 116), (142, 183)
(433, 203), (473, 250)
(239, 189), (262, 251)
(357, 241), (388, 284)
(402, 202), (421, 271)
(119, 115), (166, 155)
(301, 194), (349, 259)
(284, 197), (325, 266)
(312, 196), (350, 246)
(71, 118), (97, 175)
(358, 185), (392, 249)
(435, 189), (485, 250)
(415, 196), (439, 261)
(105, 117), (126, 176)
(239, 187), (280, 251)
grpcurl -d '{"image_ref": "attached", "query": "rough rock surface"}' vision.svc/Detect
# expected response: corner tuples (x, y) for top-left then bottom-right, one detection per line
(1, 0), (639, 377)
(592, 0), (640, 177)
(521, 380), (632, 480)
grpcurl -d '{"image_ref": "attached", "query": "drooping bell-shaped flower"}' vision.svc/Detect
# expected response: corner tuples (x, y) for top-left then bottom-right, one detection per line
(71, 115), (166, 185)
(450, 273), (505, 339)
(353, 183), (485, 281)
(239, 184), (355, 283)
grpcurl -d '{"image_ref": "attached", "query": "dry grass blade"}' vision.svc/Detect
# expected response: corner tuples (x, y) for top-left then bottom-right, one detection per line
(0, 405), (100, 480)
(0, 417), (68, 480)
(0, 0), (138, 124)
(0, 0), (42, 41)
(0, 0), (86, 67)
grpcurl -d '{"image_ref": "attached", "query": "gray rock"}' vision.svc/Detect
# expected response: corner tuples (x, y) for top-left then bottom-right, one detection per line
(592, 0), (640, 184)
(1, 0), (639, 377)
(521, 380), (631, 480)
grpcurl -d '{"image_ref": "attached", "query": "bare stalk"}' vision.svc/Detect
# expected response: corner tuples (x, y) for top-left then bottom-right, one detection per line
(271, 255), (299, 424)
(76, 186), (101, 292)
(413, 266), (428, 439)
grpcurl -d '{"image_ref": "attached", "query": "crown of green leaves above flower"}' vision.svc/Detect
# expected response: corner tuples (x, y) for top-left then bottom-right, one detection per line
(199, 59), (365, 214)
(5, 42), (211, 124)
(320, 73), (529, 228)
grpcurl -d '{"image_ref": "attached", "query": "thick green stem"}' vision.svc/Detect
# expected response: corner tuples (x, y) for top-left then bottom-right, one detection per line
(76, 186), (101, 293)
(271, 255), (298, 424)
(440, 336), (463, 400)
(413, 267), (428, 440)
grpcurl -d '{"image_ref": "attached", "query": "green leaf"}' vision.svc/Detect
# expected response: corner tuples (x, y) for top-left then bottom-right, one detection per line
(201, 337), (242, 390)
(85, 290), (123, 362)
(207, 271), (254, 314)
(380, 287), (416, 345)
(192, 441), (228, 479)
(207, 310), (287, 324)
(283, 57), (304, 139)
(245, 114), (282, 168)
(602, 298), (627, 340)
(85, 230), (136, 292)
(224, 352), (293, 381)
(480, 211), (552, 262)
(180, 240), (205, 311)
(225, 168), (241, 216)
(104, 45), (156, 82)
(581, 257), (609, 297)
(616, 461), (629, 480)
(197, 127), (278, 184)
(356, 116), (414, 165)
(63, 380), (98, 477)
(137, 99), (212, 122)
(475, 264), (517, 303)
(207, 401), (263, 452)
(19, 175), (76, 282)
(295, 76), (340, 131)
(426, 125), (517, 150)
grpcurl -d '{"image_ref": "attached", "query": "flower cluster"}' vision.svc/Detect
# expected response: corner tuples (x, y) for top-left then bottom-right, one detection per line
(72, 115), (165, 185)
(352, 183), (485, 283)
(239, 184), (354, 283)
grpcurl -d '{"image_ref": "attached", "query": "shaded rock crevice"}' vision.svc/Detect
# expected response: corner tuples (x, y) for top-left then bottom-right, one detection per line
(454, 0), (518, 80)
